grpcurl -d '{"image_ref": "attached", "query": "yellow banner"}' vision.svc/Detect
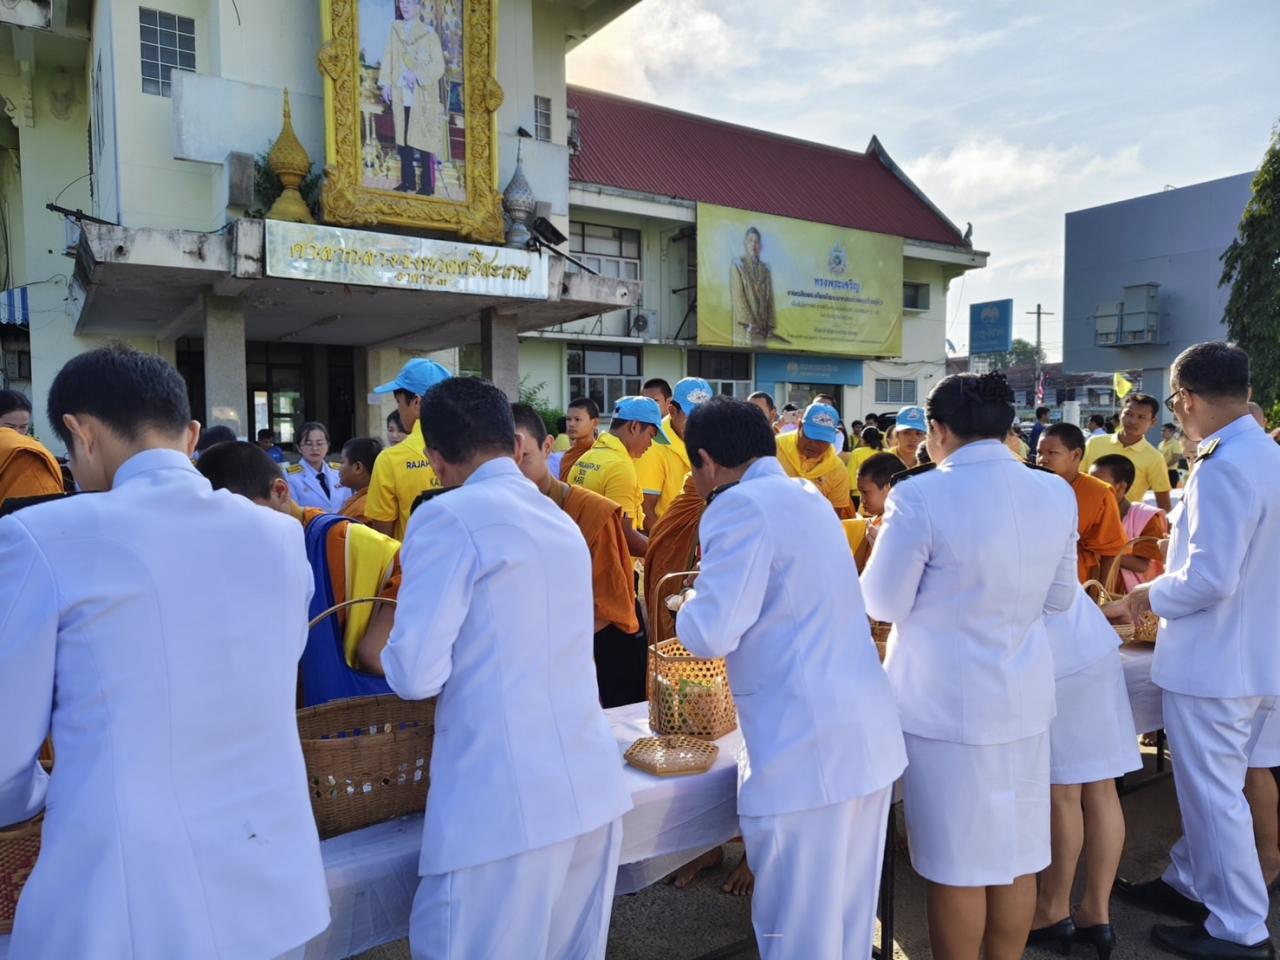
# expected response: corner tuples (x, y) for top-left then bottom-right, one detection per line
(696, 203), (904, 356)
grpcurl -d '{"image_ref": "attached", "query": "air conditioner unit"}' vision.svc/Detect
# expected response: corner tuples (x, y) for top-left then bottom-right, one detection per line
(628, 309), (657, 339)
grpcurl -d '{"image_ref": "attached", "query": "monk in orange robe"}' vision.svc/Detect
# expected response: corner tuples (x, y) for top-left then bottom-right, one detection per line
(643, 473), (705, 643)
(0, 428), (65, 506)
(1037, 423), (1127, 585)
(558, 397), (600, 482)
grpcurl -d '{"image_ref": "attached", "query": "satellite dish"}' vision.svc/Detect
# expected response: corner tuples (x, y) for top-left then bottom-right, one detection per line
(946, 338), (957, 353)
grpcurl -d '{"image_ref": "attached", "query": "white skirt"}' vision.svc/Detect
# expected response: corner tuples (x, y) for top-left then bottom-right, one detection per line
(901, 731), (1049, 887)
(1049, 652), (1143, 785)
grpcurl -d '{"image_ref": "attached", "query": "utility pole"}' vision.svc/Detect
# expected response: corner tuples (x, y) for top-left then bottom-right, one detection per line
(1027, 304), (1054, 404)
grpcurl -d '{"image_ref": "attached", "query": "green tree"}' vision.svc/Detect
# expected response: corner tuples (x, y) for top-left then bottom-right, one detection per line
(985, 338), (1045, 370)
(1221, 123), (1280, 408)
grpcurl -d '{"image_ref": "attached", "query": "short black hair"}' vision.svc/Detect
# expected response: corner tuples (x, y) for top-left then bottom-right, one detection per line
(568, 396), (600, 418)
(196, 440), (283, 500)
(0, 390), (31, 417)
(747, 390), (777, 412)
(392, 387), (420, 404)
(1043, 422), (1086, 452)
(642, 378), (673, 400)
(510, 401), (548, 446)
(685, 396), (776, 470)
(1035, 406), (1051, 419)
(419, 377), (515, 464)
(1172, 341), (1250, 402)
(781, 403), (800, 414)
(341, 437), (383, 473)
(1088, 414), (1106, 429)
(860, 426), (883, 450)
(299, 421), (329, 443)
(386, 409), (405, 429)
(256, 428), (275, 441)
(1162, 422), (1177, 431)
(47, 343), (192, 448)
(916, 443), (931, 465)
(1092, 453), (1136, 488)
(1125, 393), (1161, 419)
(925, 372), (1015, 441)
(864, 413), (880, 425)
(196, 424), (237, 452)
(858, 452), (906, 487)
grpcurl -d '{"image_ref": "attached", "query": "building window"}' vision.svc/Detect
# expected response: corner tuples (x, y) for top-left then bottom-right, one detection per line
(534, 95), (552, 142)
(687, 350), (752, 398)
(567, 344), (642, 415)
(567, 222), (641, 280)
(874, 378), (917, 405)
(903, 281), (930, 311)
(140, 8), (195, 98)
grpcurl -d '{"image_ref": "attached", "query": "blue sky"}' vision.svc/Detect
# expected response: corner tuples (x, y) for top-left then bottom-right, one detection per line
(566, 0), (1280, 359)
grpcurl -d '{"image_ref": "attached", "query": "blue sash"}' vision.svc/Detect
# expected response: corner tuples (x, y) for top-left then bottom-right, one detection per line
(302, 513), (393, 706)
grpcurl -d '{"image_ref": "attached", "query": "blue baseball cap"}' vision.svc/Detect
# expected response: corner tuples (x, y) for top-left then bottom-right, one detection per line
(801, 403), (841, 445)
(672, 377), (714, 415)
(613, 396), (670, 444)
(373, 358), (452, 397)
(896, 405), (927, 433)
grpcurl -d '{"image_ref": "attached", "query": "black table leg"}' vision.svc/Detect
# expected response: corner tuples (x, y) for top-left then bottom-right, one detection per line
(1156, 728), (1167, 772)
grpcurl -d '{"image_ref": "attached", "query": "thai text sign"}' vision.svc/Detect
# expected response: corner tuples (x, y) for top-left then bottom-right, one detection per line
(969, 299), (1014, 354)
(696, 203), (903, 356)
(265, 221), (549, 299)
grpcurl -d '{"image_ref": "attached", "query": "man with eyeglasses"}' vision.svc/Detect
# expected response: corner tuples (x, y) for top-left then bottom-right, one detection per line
(1080, 392), (1173, 512)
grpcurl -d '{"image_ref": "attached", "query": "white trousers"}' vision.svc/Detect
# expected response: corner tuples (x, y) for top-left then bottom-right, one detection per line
(1161, 691), (1274, 945)
(740, 786), (893, 960)
(409, 818), (623, 960)
(274, 948), (307, 960)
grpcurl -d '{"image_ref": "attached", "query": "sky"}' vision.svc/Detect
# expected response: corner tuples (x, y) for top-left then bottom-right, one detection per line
(566, 0), (1280, 360)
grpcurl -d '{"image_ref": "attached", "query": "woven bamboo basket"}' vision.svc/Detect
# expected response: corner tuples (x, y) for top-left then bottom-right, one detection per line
(1083, 580), (1136, 643)
(297, 693), (436, 839)
(0, 813), (41, 935)
(1103, 536), (1162, 644)
(649, 639), (737, 741)
(869, 619), (890, 662)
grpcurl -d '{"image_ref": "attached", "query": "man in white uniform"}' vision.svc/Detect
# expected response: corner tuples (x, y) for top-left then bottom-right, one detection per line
(379, 376), (633, 960)
(0, 345), (329, 960)
(1111, 341), (1280, 960)
(672, 396), (907, 958)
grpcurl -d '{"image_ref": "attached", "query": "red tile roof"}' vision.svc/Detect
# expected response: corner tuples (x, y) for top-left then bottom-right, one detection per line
(567, 85), (966, 248)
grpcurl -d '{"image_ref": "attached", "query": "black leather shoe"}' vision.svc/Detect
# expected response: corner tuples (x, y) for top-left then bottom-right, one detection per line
(1027, 917), (1075, 955)
(1115, 877), (1210, 922)
(1151, 923), (1274, 959)
(1077, 922), (1116, 960)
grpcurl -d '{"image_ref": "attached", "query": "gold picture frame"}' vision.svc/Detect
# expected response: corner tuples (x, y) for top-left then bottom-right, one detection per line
(317, 0), (505, 242)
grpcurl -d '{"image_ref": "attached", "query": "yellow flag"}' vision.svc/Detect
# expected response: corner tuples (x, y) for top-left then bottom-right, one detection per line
(1114, 372), (1134, 400)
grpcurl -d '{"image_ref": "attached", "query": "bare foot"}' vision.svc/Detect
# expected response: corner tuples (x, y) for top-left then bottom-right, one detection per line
(666, 846), (724, 889)
(723, 855), (754, 896)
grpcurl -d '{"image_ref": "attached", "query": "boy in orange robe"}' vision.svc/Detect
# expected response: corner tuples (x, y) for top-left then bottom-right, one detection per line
(558, 397), (601, 482)
(1090, 453), (1168, 594)
(0, 425), (65, 507)
(1037, 423), (1127, 585)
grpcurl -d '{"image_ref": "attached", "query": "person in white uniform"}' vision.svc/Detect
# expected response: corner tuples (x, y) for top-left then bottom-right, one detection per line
(287, 420), (351, 511)
(1110, 341), (1280, 960)
(1030, 585), (1142, 959)
(862, 371), (1079, 960)
(670, 397), (907, 959)
(377, 376), (633, 960)
(0, 344), (329, 960)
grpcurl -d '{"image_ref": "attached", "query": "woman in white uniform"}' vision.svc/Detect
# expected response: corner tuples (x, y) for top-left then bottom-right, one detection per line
(862, 371), (1079, 960)
(1030, 586), (1141, 959)
(287, 421), (351, 512)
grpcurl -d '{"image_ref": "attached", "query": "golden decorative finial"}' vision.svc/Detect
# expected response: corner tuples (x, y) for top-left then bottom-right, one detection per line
(266, 88), (315, 223)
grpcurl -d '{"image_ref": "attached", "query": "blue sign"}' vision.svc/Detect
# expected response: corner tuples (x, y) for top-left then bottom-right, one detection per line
(754, 353), (863, 387)
(969, 299), (1013, 354)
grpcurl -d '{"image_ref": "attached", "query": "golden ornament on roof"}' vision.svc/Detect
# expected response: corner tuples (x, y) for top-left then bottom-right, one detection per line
(266, 89), (315, 224)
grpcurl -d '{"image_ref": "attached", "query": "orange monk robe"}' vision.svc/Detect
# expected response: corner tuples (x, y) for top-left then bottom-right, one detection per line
(1069, 472), (1128, 584)
(340, 488), (369, 522)
(558, 437), (595, 482)
(554, 481), (638, 634)
(298, 506), (402, 633)
(643, 473), (706, 643)
(0, 431), (64, 506)
(1130, 512), (1167, 565)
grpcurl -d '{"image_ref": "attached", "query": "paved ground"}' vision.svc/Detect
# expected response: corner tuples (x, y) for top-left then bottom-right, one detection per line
(356, 749), (1279, 958)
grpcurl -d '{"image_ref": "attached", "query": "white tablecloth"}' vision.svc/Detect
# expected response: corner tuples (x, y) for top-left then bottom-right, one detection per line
(1121, 644), (1161, 734)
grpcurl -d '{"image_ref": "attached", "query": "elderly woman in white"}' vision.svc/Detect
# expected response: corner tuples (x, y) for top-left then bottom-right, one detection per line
(862, 371), (1079, 960)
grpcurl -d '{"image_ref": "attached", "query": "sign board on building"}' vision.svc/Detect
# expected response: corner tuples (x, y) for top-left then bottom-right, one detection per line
(754, 353), (864, 387)
(264, 221), (549, 300)
(696, 203), (904, 357)
(969, 299), (1014, 354)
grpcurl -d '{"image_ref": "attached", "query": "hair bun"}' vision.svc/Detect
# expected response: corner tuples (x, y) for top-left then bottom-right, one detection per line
(975, 371), (1014, 403)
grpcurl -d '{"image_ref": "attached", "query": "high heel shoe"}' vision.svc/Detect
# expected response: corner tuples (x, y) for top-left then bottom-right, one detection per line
(1075, 922), (1116, 960)
(1027, 917), (1076, 955)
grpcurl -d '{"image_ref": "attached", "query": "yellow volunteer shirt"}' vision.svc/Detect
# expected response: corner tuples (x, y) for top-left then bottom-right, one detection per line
(635, 416), (690, 523)
(568, 431), (643, 529)
(364, 420), (441, 541)
(846, 445), (878, 492)
(1080, 432), (1171, 502)
(1159, 437), (1181, 468)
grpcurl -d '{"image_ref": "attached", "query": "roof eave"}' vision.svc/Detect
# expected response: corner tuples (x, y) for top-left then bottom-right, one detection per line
(867, 135), (969, 248)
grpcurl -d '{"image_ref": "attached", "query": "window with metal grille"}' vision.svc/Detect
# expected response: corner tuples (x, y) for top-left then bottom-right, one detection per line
(567, 344), (642, 416)
(874, 378), (917, 405)
(534, 95), (552, 142)
(566, 222), (641, 280)
(903, 281), (930, 311)
(688, 350), (753, 398)
(140, 8), (195, 98)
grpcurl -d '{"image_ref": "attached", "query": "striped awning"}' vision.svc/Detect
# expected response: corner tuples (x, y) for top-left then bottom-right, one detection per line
(0, 287), (30, 327)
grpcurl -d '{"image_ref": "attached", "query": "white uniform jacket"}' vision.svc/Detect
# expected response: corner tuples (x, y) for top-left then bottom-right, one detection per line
(381, 456), (632, 876)
(1151, 414), (1280, 698)
(676, 457), (907, 818)
(287, 459), (352, 512)
(862, 440), (1079, 745)
(0, 449), (329, 960)
(1046, 584), (1123, 680)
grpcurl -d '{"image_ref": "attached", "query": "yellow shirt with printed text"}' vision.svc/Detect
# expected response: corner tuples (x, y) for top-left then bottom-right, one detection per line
(846, 445), (879, 492)
(364, 420), (441, 541)
(1080, 432), (1172, 503)
(568, 431), (643, 529)
(636, 416), (691, 524)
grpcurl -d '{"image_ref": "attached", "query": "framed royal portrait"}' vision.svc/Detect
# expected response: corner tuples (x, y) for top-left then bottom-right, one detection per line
(318, 0), (505, 242)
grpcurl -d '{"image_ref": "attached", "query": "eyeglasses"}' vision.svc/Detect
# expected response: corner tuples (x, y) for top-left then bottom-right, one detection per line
(1163, 388), (1190, 413)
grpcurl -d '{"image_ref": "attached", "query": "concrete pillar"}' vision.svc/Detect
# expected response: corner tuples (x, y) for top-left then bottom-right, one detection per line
(480, 309), (520, 401)
(155, 338), (177, 367)
(203, 293), (247, 437)
(364, 346), (405, 437)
